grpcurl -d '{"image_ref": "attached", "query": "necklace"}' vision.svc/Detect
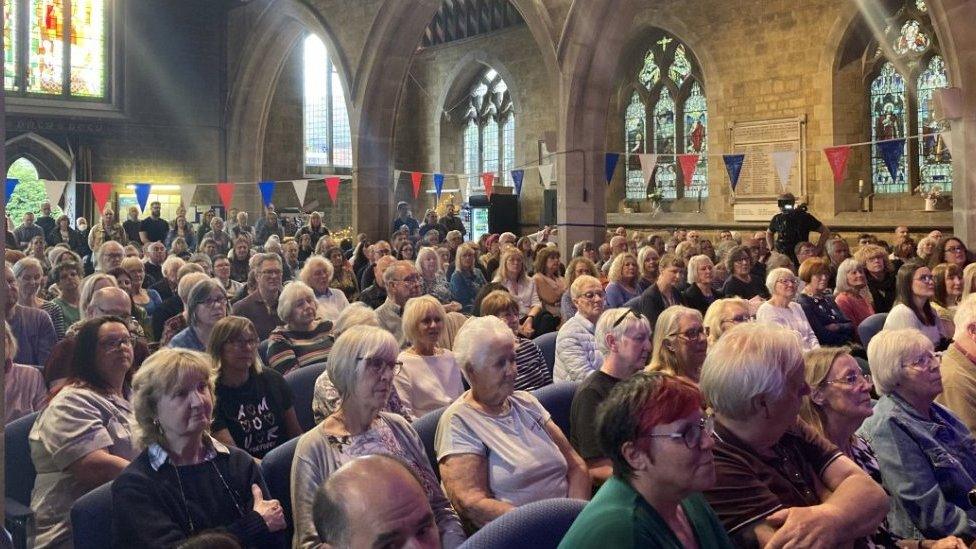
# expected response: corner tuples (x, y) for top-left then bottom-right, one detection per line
(172, 459), (246, 535)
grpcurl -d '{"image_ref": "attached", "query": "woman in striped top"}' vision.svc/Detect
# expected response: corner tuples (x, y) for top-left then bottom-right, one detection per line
(266, 281), (334, 375)
(478, 289), (553, 391)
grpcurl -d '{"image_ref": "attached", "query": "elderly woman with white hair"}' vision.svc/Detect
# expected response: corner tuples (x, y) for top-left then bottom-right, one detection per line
(394, 296), (464, 417)
(647, 305), (708, 382)
(291, 326), (465, 548)
(436, 316), (590, 529)
(858, 328), (976, 539)
(683, 254), (724, 316)
(698, 322), (889, 547)
(702, 297), (753, 347)
(168, 278), (229, 351)
(265, 281), (334, 375)
(833, 258), (875, 338)
(756, 267), (820, 351)
(112, 348), (288, 547)
(299, 256), (349, 322)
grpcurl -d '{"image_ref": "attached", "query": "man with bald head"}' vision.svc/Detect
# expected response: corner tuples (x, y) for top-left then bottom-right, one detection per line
(359, 255), (397, 310)
(44, 286), (151, 388)
(313, 455), (443, 549)
(376, 260), (423, 343)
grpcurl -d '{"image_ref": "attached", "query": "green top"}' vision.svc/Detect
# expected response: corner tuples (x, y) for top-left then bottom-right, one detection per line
(559, 476), (733, 549)
(51, 298), (79, 327)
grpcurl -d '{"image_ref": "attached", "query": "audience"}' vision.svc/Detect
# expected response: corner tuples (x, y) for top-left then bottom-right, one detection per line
(636, 245), (660, 291)
(437, 316), (590, 529)
(833, 258), (876, 339)
(757, 267), (820, 351)
(394, 296), (463, 416)
(560, 256), (598, 319)
(682, 254), (723, 316)
(699, 322), (889, 547)
(533, 246), (566, 324)
(702, 297), (753, 346)
(478, 290), (552, 390)
(168, 278), (228, 352)
(721, 244), (770, 300)
(932, 262), (963, 334)
(604, 252), (641, 308)
(796, 257), (856, 346)
(5, 262), (57, 366)
(417, 246), (461, 313)
(449, 243), (486, 314)
(570, 308), (652, 484)
(112, 348), (288, 547)
(635, 254), (686, 327)
(291, 326), (465, 548)
(231, 252), (284, 340)
(13, 256), (67, 339)
(857, 243), (898, 313)
(377, 260), (423, 343)
(554, 275), (606, 382)
(561, 371), (733, 548)
(647, 306), (707, 382)
(265, 281), (334, 375)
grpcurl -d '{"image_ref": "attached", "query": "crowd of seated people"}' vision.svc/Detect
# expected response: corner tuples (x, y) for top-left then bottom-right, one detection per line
(11, 200), (976, 548)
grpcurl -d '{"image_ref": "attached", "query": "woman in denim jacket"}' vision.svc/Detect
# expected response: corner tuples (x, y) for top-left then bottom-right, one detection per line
(860, 328), (976, 540)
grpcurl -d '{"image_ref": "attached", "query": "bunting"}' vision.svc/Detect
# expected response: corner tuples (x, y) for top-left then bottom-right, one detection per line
(511, 170), (525, 197)
(258, 180), (276, 208)
(722, 154), (745, 192)
(605, 153), (620, 185)
(770, 150), (797, 191)
(482, 172), (495, 198)
(180, 184), (197, 207)
(216, 182), (235, 211)
(90, 182), (113, 213)
(325, 177), (341, 204)
(538, 165), (553, 189)
(44, 180), (68, 206)
(292, 180), (309, 206)
(134, 183), (152, 212)
(677, 154), (699, 189)
(823, 146), (852, 186)
(5, 178), (18, 203)
(431, 174), (443, 201)
(411, 172), (423, 199)
(879, 139), (906, 182)
(393, 170), (402, 193)
(638, 154), (658, 185)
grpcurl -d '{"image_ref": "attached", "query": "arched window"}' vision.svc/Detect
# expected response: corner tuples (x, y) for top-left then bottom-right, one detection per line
(461, 68), (515, 187)
(304, 34), (352, 173)
(6, 157), (63, 224)
(866, 0), (951, 194)
(3, 0), (111, 99)
(624, 32), (707, 200)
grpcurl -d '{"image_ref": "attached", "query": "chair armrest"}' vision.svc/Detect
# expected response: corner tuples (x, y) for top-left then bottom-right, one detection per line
(5, 497), (35, 549)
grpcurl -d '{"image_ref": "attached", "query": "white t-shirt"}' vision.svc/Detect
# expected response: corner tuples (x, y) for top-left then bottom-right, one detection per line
(757, 301), (821, 352)
(884, 303), (943, 346)
(394, 349), (464, 417)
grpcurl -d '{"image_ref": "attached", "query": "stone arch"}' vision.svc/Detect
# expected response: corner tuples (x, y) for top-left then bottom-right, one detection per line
(4, 133), (72, 180)
(224, 0), (353, 192)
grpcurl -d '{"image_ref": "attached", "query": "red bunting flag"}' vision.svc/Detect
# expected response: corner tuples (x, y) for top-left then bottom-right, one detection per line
(325, 177), (341, 204)
(90, 182), (113, 213)
(411, 172), (423, 199)
(677, 154), (700, 189)
(823, 146), (852, 185)
(216, 182), (235, 211)
(482, 172), (495, 198)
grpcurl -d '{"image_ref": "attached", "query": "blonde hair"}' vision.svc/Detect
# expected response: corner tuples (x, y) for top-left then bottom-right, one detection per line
(702, 297), (751, 346)
(648, 306), (702, 378)
(493, 248), (528, 284)
(131, 348), (215, 449)
(799, 347), (852, 438)
(607, 252), (638, 283)
(401, 295), (445, 345)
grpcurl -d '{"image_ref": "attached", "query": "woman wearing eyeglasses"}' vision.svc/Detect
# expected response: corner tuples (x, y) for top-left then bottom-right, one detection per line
(647, 306), (708, 382)
(855, 244), (897, 314)
(168, 279), (228, 352)
(207, 316), (302, 460)
(883, 262), (946, 349)
(561, 371), (732, 548)
(930, 237), (970, 271)
(757, 268), (820, 352)
(721, 245), (770, 301)
(859, 329), (976, 540)
(438, 316), (590, 530)
(702, 298), (753, 346)
(291, 326), (465, 548)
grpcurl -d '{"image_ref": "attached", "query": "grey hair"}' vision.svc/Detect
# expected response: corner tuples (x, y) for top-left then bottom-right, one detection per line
(955, 294), (976, 341)
(326, 326), (399, 401)
(453, 315), (514, 382)
(277, 281), (317, 323)
(382, 260), (414, 287)
(917, 236), (938, 258)
(300, 256), (334, 287)
(765, 267), (796, 295)
(12, 256), (43, 279)
(177, 272), (210, 305)
(161, 255), (185, 277)
(188, 253), (213, 272)
(253, 252), (282, 273)
(415, 246), (442, 276)
(96, 240), (124, 270)
(570, 275), (602, 299)
(79, 273), (119, 320)
(867, 328), (932, 395)
(186, 278), (227, 326)
(594, 308), (651, 355)
(686, 255), (713, 285)
(699, 322), (804, 420)
(833, 258), (873, 303)
(702, 297), (751, 345)
(332, 302), (379, 336)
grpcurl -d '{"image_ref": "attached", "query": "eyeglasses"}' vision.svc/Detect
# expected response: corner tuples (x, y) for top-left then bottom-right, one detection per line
(905, 352), (940, 372)
(674, 326), (706, 341)
(946, 246), (965, 254)
(822, 372), (872, 387)
(915, 274), (935, 283)
(776, 278), (798, 286)
(613, 309), (644, 328)
(374, 248), (392, 256)
(99, 335), (136, 349)
(579, 290), (606, 301)
(643, 415), (715, 448)
(394, 275), (421, 286)
(227, 337), (259, 348)
(202, 296), (228, 308)
(722, 313), (756, 325)
(358, 356), (403, 377)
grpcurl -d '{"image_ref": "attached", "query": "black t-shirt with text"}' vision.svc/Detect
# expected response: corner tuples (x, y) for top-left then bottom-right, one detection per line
(213, 369), (294, 459)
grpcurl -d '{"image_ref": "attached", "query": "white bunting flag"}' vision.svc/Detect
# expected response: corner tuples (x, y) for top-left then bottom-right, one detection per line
(292, 180), (309, 205)
(770, 150), (797, 191)
(180, 184), (197, 206)
(43, 180), (68, 206)
(538, 164), (554, 189)
(638, 154), (658, 184)
(393, 170), (402, 192)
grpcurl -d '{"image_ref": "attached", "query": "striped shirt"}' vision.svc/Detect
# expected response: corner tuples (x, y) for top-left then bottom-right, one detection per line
(515, 336), (552, 391)
(265, 322), (334, 375)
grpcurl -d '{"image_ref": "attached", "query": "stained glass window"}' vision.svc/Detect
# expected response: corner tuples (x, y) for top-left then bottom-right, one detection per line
(870, 62), (908, 193)
(5, 0), (109, 99)
(460, 67), (515, 188)
(624, 92), (646, 200)
(627, 30), (707, 200)
(917, 56), (950, 190)
(303, 34), (353, 172)
(684, 82), (708, 196)
(653, 88), (677, 199)
(894, 20), (929, 55)
(4, 1), (16, 90)
(916, 0), (927, 11)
